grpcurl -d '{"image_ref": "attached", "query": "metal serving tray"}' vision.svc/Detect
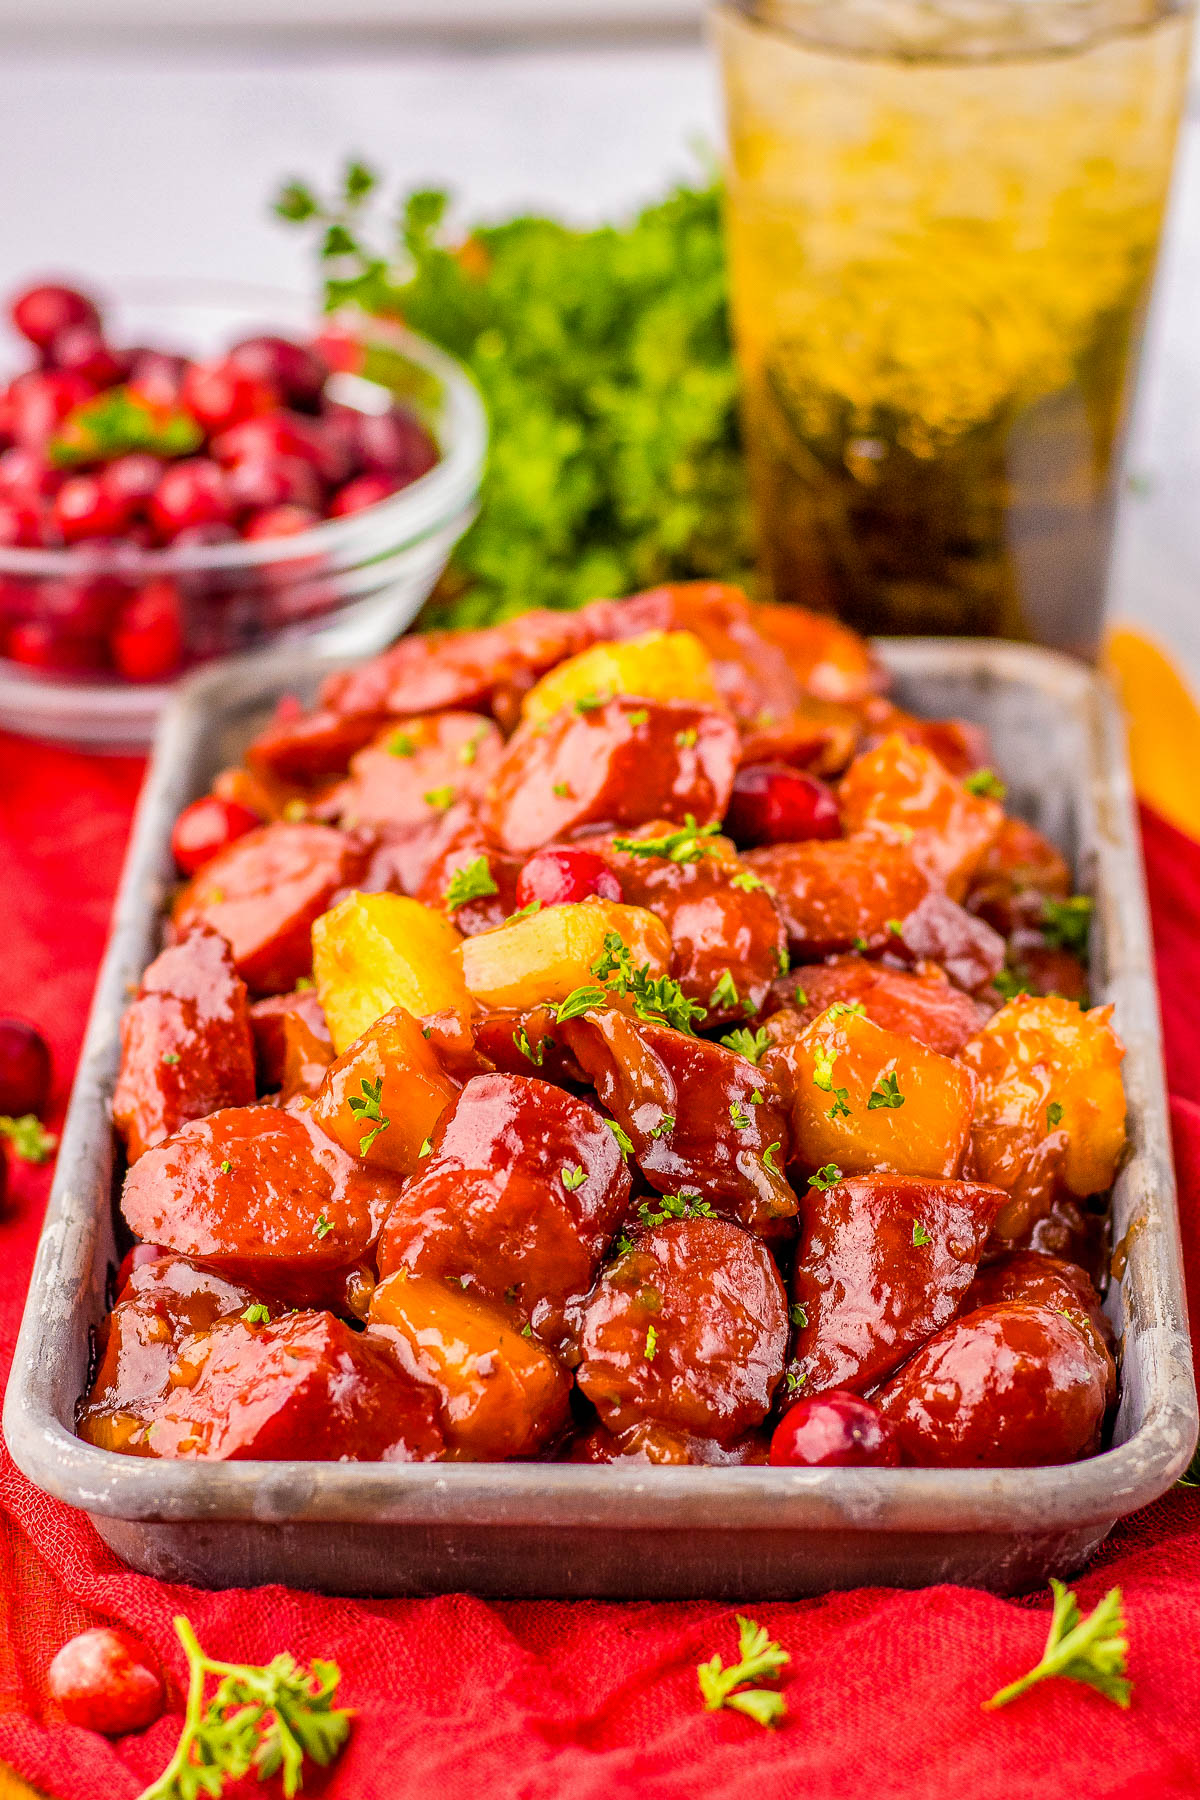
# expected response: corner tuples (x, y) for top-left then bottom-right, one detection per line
(5, 639), (1196, 1599)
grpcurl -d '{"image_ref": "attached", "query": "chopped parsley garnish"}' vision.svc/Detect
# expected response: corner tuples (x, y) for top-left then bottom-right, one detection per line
(983, 1580), (1130, 1711)
(574, 690), (609, 713)
(964, 768), (1007, 800)
(852, 936), (869, 953)
(521, 1323), (534, 1338)
(552, 781), (571, 798)
(555, 984), (607, 1023)
(219, 1160), (232, 1175)
(604, 1117), (634, 1157)
(294, 976), (314, 991)
(1047, 1100), (1064, 1128)
(697, 1616), (789, 1729)
(651, 1113), (675, 1139)
(589, 930), (706, 1033)
(729, 1101), (753, 1130)
(387, 730), (415, 758)
(1043, 894), (1094, 958)
(611, 815), (721, 865)
(615, 1232), (635, 1257)
(808, 1164), (842, 1191)
(627, 708), (649, 726)
(637, 1192), (712, 1227)
(505, 898), (543, 924)
(314, 1213), (334, 1239)
(242, 1304), (271, 1326)
(827, 1093), (851, 1120)
(720, 1026), (772, 1064)
(162, 1051), (180, 1065)
(561, 1163), (586, 1191)
(444, 855), (499, 911)
(812, 1046), (837, 1092)
(457, 729), (487, 766)
(793, 984), (808, 1007)
(644, 1325), (658, 1360)
(348, 1074), (390, 1154)
(762, 1141), (783, 1175)
(515, 1025), (546, 1066)
(784, 1369), (807, 1394)
(709, 969), (741, 1012)
(675, 726), (698, 749)
(993, 966), (1033, 1001)
(886, 918), (904, 937)
(912, 1221), (932, 1247)
(730, 869), (765, 893)
(867, 1071), (904, 1110)
(825, 1001), (866, 1021)
(423, 785), (456, 812)
(418, 1137), (432, 1158)
(775, 946), (789, 975)
(789, 1303), (808, 1329)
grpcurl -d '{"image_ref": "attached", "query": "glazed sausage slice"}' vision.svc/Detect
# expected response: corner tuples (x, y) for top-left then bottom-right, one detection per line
(839, 733), (1004, 901)
(791, 1172), (1006, 1395)
(484, 698), (739, 856)
(876, 1300), (1111, 1467)
(764, 956), (985, 1057)
(121, 1104), (403, 1307)
(965, 1249), (1114, 1401)
(315, 713), (502, 834)
(746, 838), (931, 959)
(144, 1311), (444, 1462)
(172, 821), (369, 995)
(574, 1217), (788, 1443)
(248, 985), (332, 1091)
(113, 927), (256, 1162)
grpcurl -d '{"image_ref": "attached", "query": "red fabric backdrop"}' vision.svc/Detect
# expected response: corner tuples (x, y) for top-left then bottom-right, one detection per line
(0, 730), (1198, 1800)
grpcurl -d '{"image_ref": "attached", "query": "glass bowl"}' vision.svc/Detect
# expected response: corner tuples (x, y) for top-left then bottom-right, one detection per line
(0, 281), (487, 747)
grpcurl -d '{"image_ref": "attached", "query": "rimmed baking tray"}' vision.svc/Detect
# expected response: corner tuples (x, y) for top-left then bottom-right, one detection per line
(4, 638), (1195, 1598)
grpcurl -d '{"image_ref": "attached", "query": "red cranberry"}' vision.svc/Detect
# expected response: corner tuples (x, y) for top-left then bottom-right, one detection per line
(10, 283), (101, 354)
(115, 1239), (168, 1294)
(312, 326), (364, 375)
(514, 847), (622, 910)
(40, 573), (126, 638)
(150, 459), (233, 540)
(226, 454), (322, 516)
(171, 793), (261, 875)
(53, 472), (130, 543)
(48, 325), (124, 387)
(99, 453), (162, 516)
(347, 404), (438, 483)
(0, 1018), (51, 1115)
(126, 349), (189, 408)
(725, 763), (841, 848)
(227, 334), (329, 409)
(6, 619), (107, 674)
(769, 1391), (900, 1468)
(48, 1627), (164, 1736)
(242, 503), (321, 541)
(180, 359), (278, 435)
(0, 446), (62, 502)
(0, 498), (45, 548)
(111, 578), (185, 683)
(8, 370), (93, 448)
(329, 472), (399, 517)
(212, 411), (350, 485)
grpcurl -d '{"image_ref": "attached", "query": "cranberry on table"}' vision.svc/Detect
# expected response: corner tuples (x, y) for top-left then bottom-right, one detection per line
(10, 282), (100, 353)
(171, 793), (262, 875)
(227, 333), (329, 409)
(0, 1018), (52, 1116)
(48, 1627), (164, 1736)
(725, 763), (842, 848)
(514, 847), (623, 910)
(150, 459), (233, 539)
(111, 578), (185, 683)
(769, 1391), (900, 1468)
(54, 472), (130, 543)
(330, 472), (399, 517)
(181, 358), (278, 435)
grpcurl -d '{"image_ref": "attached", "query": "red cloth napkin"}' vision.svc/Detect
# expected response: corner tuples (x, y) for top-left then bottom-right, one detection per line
(0, 731), (1198, 1800)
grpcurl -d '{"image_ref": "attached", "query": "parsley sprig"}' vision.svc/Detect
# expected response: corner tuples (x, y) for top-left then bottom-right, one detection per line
(697, 1615), (790, 1728)
(138, 1614), (352, 1799)
(637, 1191), (713, 1227)
(347, 1076), (390, 1155)
(444, 855), (498, 911)
(588, 930), (707, 1034)
(612, 816), (722, 865)
(1043, 895), (1094, 959)
(984, 1581), (1130, 1710)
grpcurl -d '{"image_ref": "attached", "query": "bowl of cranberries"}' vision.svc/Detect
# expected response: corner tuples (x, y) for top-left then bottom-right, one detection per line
(0, 278), (486, 745)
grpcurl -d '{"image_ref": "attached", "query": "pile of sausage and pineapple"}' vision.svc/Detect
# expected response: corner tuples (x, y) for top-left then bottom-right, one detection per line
(81, 583), (1124, 1471)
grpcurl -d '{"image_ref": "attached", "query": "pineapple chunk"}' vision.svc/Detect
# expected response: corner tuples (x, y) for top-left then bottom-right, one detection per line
(458, 899), (671, 1011)
(777, 1003), (975, 1179)
(312, 891), (469, 1054)
(311, 1005), (458, 1175)
(519, 630), (723, 726)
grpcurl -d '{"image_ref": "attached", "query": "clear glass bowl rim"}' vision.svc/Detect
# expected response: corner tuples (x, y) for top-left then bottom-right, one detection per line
(0, 278), (488, 579)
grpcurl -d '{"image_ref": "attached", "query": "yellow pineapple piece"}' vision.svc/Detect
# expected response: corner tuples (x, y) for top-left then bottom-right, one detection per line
(312, 891), (470, 1054)
(519, 630), (723, 725)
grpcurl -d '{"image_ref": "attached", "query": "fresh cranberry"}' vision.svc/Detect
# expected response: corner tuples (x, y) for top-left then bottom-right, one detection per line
(212, 411), (350, 485)
(48, 1627), (164, 1736)
(514, 847), (622, 910)
(126, 349), (189, 408)
(150, 459), (233, 540)
(0, 578), (38, 623)
(0, 446), (62, 502)
(53, 472), (130, 543)
(48, 325), (125, 387)
(0, 498), (45, 548)
(329, 472), (399, 517)
(312, 325), (364, 375)
(100, 453), (163, 516)
(111, 578), (185, 682)
(769, 1391), (900, 1468)
(180, 359), (278, 435)
(114, 1239), (168, 1294)
(226, 454), (322, 516)
(725, 763), (841, 848)
(6, 619), (107, 674)
(40, 572), (126, 638)
(0, 1018), (51, 1115)
(171, 793), (261, 875)
(8, 370), (93, 448)
(10, 283), (101, 354)
(169, 522), (240, 552)
(227, 334), (328, 409)
(344, 404), (438, 483)
(242, 503), (321, 540)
